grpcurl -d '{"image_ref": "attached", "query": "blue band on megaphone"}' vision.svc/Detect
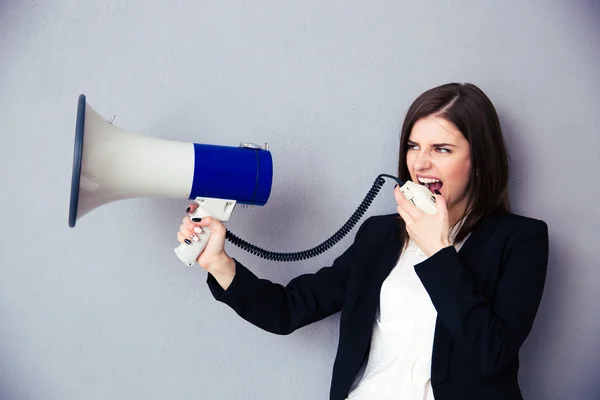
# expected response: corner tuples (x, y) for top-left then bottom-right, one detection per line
(190, 144), (273, 206)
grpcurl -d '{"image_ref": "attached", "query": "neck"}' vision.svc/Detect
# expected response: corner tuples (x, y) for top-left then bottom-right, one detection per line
(448, 200), (469, 230)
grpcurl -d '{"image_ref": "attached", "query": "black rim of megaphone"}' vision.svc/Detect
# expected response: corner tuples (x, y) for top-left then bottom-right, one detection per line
(69, 94), (86, 228)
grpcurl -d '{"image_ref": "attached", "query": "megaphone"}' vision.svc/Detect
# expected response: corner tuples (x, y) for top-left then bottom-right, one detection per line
(69, 94), (273, 266)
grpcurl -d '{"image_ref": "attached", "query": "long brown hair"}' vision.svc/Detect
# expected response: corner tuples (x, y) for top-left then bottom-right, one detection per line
(397, 83), (510, 247)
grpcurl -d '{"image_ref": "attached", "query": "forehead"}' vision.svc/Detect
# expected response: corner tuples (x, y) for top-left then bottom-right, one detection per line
(409, 116), (466, 144)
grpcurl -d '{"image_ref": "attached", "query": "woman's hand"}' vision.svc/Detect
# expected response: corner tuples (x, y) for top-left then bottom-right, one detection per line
(177, 203), (236, 288)
(394, 186), (451, 257)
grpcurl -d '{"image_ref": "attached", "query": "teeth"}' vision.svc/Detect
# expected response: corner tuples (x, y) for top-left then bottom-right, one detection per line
(417, 177), (441, 184)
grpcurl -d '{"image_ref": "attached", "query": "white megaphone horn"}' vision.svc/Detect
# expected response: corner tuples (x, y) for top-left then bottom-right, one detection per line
(68, 94), (273, 266)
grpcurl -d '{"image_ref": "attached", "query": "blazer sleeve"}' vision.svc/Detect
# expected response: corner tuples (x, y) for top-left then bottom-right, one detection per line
(205, 217), (372, 335)
(414, 219), (549, 376)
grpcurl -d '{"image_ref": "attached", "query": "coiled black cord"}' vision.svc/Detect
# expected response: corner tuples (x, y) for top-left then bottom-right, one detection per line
(225, 174), (403, 261)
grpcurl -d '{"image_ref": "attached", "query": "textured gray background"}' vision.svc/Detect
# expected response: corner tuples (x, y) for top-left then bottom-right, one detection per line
(1, 1), (599, 399)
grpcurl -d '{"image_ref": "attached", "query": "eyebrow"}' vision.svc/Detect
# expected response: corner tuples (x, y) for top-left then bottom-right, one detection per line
(407, 140), (458, 147)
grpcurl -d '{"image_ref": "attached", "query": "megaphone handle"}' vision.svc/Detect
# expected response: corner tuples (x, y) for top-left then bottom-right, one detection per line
(173, 198), (236, 266)
(174, 226), (212, 266)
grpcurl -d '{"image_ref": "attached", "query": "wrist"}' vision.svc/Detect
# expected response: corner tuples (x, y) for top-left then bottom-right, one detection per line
(426, 240), (450, 257)
(210, 253), (235, 273)
(209, 254), (236, 289)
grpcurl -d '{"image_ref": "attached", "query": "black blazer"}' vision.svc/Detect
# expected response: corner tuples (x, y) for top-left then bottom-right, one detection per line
(206, 209), (549, 400)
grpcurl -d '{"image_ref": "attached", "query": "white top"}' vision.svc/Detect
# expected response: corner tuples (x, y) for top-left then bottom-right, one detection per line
(347, 226), (470, 400)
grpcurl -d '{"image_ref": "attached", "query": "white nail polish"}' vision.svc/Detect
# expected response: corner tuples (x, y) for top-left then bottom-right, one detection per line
(190, 234), (199, 242)
(194, 227), (203, 234)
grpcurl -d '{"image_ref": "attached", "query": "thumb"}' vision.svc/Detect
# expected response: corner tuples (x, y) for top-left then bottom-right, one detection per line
(434, 190), (448, 217)
(195, 216), (226, 236)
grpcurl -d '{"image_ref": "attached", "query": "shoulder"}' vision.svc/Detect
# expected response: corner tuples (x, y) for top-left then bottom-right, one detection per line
(350, 213), (403, 247)
(484, 211), (549, 264)
(358, 213), (401, 233)
(492, 210), (548, 240)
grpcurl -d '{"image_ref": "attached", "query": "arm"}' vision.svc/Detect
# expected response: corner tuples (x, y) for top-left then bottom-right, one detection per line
(205, 217), (372, 335)
(414, 220), (549, 376)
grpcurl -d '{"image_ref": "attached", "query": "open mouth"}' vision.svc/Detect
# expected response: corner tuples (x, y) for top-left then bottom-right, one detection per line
(418, 178), (443, 194)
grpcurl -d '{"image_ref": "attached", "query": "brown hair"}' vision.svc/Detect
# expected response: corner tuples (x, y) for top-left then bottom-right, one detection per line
(397, 83), (510, 247)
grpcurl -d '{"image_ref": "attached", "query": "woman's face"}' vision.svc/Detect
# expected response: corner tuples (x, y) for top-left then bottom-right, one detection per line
(406, 115), (472, 219)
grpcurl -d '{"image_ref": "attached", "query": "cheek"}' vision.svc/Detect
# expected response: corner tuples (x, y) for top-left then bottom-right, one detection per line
(443, 160), (471, 194)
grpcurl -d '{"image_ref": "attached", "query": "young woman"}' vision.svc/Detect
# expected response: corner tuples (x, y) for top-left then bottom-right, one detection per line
(176, 83), (549, 400)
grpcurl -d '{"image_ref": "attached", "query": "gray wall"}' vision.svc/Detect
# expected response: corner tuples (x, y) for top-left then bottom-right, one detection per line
(1, 1), (599, 399)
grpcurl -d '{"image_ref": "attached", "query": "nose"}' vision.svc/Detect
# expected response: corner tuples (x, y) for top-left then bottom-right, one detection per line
(412, 149), (432, 171)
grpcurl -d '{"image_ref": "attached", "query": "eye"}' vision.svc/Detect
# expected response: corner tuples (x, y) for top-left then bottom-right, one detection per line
(407, 143), (419, 150)
(435, 147), (451, 154)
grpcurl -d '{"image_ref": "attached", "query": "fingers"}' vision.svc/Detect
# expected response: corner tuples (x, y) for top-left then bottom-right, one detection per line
(181, 215), (225, 236)
(180, 203), (226, 241)
(397, 204), (415, 225)
(178, 223), (200, 244)
(195, 216), (226, 236)
(182, 216), (203, 233)
(177, 231), (193, 244)
(177, 230), (196, 244)
(185, 203), (199, 214)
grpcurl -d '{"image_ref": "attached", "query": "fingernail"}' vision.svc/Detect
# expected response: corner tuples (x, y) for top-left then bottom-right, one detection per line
(434, 190), (441, 195)
(192, 217), (202, 222)
(194, 227), (203, 234)
(394, 184), (398, 189)
(186, 207), (191, 213)
(190, 234), (199, 242)
(184, 239), (192, 245)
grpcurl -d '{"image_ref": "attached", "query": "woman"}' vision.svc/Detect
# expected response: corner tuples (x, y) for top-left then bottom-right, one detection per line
(176, 83), (549, 400)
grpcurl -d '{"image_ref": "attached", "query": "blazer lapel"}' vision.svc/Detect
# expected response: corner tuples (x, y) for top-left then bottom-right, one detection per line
(375, 220), (404, 284)
(350, 218), (403, 330)
(457, 209), (505, 265)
